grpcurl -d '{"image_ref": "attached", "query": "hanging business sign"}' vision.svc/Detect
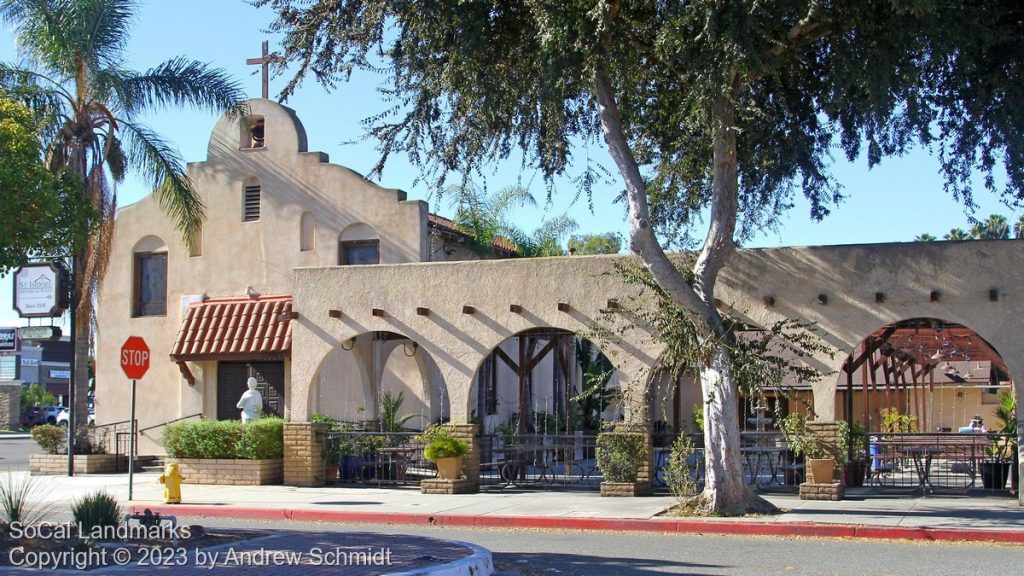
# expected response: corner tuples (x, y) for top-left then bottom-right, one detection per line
(13, 262), (68, 318)
(0, 328), (17, 352)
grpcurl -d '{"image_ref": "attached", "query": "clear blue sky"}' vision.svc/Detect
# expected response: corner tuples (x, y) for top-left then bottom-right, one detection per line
(0, 1), (1017, 329)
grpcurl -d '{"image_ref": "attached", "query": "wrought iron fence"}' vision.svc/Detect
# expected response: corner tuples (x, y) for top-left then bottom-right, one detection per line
(478, 433), (601, 489)
(323, 431), (433, 486)
(862, 432), (1017, 494)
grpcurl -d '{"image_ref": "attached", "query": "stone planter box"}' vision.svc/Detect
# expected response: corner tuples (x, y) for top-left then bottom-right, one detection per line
(599, 481), (652, 497)
(30, 454), (121, 475)
(171, 458), (283, 485)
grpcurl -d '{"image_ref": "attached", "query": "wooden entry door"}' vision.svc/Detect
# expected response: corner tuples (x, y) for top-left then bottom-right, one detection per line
(217, 361), (284, 420)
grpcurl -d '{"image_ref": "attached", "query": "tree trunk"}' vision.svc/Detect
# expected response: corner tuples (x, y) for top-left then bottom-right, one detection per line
(593, 63), (776, 515)
(72, 254), (90, 437)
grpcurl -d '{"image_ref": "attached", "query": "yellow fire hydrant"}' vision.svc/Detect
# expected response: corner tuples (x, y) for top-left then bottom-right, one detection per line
(159, 462), (184, 504)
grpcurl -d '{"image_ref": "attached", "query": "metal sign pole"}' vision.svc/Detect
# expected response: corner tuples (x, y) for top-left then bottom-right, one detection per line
(128, 379), (136, 501)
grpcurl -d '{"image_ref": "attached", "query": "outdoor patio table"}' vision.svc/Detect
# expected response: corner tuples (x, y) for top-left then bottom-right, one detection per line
(899, 445), (944, 495)
(741, 446), (785, 485)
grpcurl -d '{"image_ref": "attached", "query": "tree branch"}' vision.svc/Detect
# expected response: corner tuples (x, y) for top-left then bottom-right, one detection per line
(591, 60), (709, 321)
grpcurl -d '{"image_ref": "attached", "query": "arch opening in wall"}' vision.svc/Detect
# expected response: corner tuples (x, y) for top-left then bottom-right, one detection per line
(310, 330), (447, 431)
(836, 318), (1017, 494)
(241, 115), (266, 149)
(469, 328), (623, 490)
(838, 318), (1014, 434)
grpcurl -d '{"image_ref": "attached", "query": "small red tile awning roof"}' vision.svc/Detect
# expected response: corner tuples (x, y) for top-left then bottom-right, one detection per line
(170, 294), (293, 361)
(428, 213), (518, 255)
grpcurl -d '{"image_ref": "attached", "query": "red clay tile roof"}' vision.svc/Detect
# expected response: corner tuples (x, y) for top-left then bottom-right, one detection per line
(170, 294), (292, 360)
(428, 213), (518, 255)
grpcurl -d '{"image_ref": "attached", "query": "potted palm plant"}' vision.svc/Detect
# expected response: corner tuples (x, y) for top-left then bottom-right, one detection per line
(419, 425), (469, 480)
(981, 392), (1017, 491)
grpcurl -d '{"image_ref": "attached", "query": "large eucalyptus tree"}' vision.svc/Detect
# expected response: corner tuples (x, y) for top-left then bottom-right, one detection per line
(0, 0), (245, 431)
(258, 0), (1023, 514)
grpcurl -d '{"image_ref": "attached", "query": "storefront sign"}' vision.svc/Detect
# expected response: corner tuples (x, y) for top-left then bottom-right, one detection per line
(0, 328), (16, 352)
(13, 262), (67, 318)
(49, 369), (71, 380)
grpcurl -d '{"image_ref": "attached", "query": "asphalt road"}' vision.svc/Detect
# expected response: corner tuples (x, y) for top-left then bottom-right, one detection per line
(0, 436), (40, 472)
(193, 517), (1023, 576)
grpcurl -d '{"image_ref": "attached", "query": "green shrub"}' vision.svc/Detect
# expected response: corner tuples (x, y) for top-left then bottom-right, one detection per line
(418, 425), (468, 460)
(596, 431), (645, 483)
(235, 417), (284, 459)
(31, 424), (65, 455)
(72, 492), (121, 538)
(163, 418), (283, 460)
(0, 472), (53, 528)
(664, 435), (700, 501)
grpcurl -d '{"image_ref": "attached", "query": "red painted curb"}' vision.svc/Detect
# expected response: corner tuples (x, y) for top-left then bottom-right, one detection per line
(130, 504), (1024, 544)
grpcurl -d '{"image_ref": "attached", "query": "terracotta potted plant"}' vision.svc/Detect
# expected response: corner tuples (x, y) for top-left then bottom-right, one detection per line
(421, 426), (469, 480)
(782, 413), (835, 484)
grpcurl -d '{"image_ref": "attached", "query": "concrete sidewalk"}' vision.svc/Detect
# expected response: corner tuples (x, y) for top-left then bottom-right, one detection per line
(16, 472), (1024, 544)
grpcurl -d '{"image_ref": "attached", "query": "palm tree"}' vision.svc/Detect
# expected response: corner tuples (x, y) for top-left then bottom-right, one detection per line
(913, 233), (937, 242)
(0, 0), (245, 430)
(970, 214), (1010, 239)
(1015, 215), (1024, 239)
(448, 183), (578, 257)
(943, 228), (971, 241)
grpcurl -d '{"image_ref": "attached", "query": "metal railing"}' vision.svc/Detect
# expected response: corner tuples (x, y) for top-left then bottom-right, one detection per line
(863, 432), (1017, 493)
(323, 431), (433, 486)
(478, 433), (601, 489)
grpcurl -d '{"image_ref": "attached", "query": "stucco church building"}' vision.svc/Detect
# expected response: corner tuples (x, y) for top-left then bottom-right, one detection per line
(96, 98), (1023, 501)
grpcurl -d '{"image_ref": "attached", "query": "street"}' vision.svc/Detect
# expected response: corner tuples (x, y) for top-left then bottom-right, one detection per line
(196, 517), (1023, 576)
(0, 436), (37, 472)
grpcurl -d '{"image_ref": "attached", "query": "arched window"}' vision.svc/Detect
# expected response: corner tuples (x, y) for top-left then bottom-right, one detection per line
(241, 115), (266, 149)
(338, 222), (380, 265)
(300, 211), (315, 251)
(133, 236), (168, 317)
(243, 177), (261, 222)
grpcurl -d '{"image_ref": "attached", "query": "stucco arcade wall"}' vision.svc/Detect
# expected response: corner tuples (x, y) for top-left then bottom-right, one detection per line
(291, 240), (1024, 429)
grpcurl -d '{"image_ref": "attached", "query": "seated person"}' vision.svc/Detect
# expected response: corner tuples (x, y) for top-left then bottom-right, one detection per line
(958, 416), (986, 433)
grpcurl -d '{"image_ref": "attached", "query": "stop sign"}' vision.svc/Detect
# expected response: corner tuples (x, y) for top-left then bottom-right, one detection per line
(120, 336), (150, 380)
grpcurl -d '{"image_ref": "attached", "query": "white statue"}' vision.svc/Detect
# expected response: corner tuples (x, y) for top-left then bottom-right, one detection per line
(236, 377), (263, 424)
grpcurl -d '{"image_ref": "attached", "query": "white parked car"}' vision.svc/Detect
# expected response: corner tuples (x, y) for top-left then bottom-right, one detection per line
(56, 407), (95, 427)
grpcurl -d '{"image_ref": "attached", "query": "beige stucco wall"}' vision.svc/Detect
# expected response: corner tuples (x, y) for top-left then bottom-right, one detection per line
(291, 241), (1024, 435)
(96, 99), (428, 453)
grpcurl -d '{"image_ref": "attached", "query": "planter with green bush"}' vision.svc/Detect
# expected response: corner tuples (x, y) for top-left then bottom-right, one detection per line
(596, 430), (650, 496)
(419, 425), (469, 480)
(28, 424), (119, 475)
(162, 418), (285, 485)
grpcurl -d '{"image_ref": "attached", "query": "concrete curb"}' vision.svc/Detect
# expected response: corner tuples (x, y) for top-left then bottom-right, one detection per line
(130, 504), (1024, 545)
(388, 540), (494, 576)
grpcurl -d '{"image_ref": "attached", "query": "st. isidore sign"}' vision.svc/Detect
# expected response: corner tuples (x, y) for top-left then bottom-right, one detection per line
(13, 262), (68, 318)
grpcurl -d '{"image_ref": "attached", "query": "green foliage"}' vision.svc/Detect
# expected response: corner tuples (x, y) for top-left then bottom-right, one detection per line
(0, 472), (53, 528)
(234, 417), (285, 460)
(20, 383), (55, 411)
(0, 95), (90, 271)
(417, 425), (468, 461)
(919, 214), (1020, 242)
(692, 405), (705, 434)
(1, 0), (245, 433)
(988, 391), (1018, 462)
(612, 259), (832, 403)
(664, 435), (700, 501)
(780, 413), (828, 460)
(571, 339), (615, 433)
(379, 391), (414, 432)
(71, 491), (121, 537)
(595, 431), (646, 483)
(163, 418), (284, 460)
(30, 424), (64, 455)
(567, 232), (622, 255)
(880, 408), (918, 434)
(447, 183), (578, 258)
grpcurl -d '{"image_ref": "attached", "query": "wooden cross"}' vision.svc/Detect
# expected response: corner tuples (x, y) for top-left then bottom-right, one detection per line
(246, 41), (285, 99)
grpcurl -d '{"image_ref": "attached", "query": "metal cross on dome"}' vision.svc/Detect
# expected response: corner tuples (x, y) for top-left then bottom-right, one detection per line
(246, 41), (285, 100)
